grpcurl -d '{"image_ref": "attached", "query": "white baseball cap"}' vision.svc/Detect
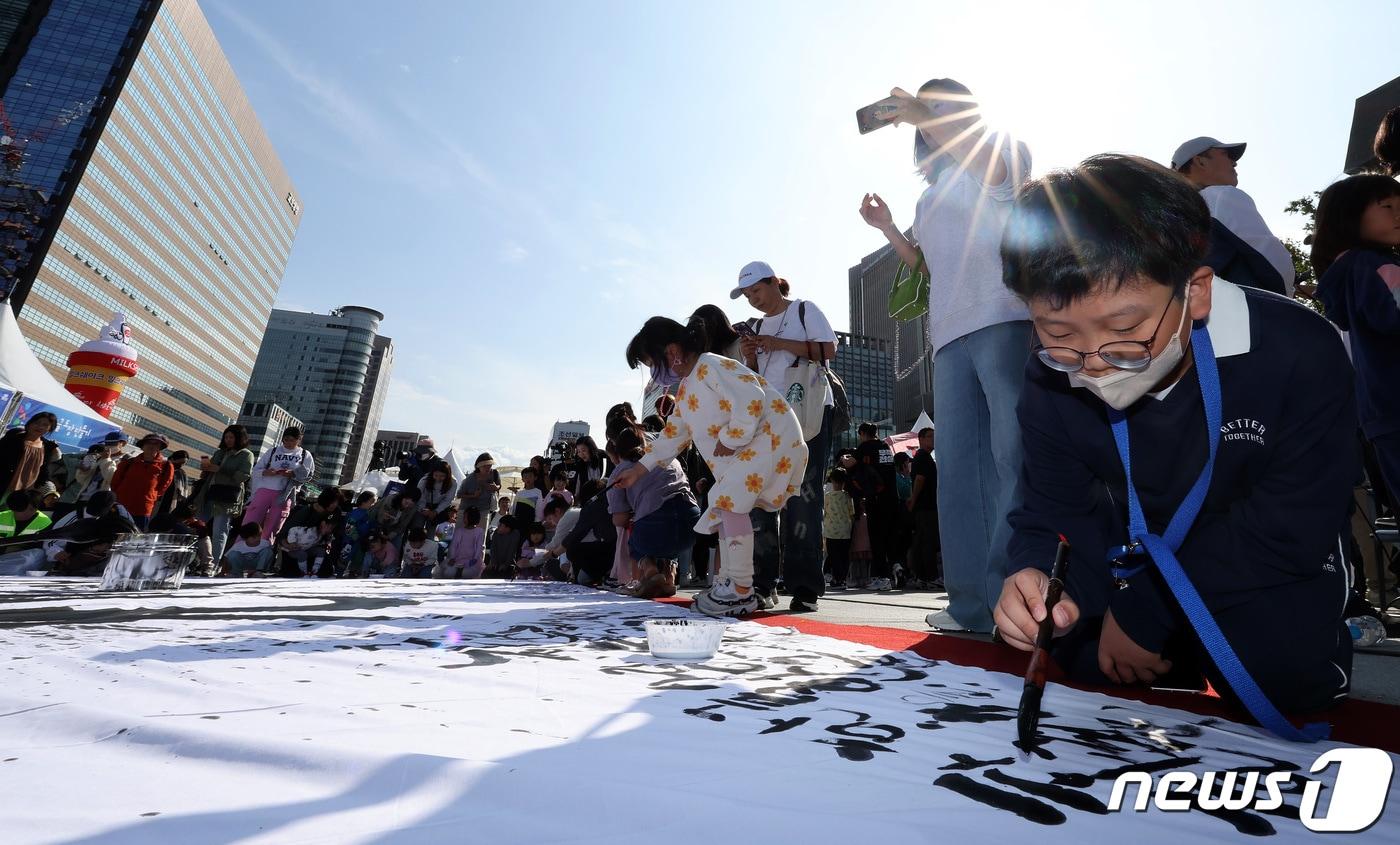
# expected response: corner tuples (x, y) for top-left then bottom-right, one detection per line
(730, 260), (776, 299)
(1170, 136), (1246, 171)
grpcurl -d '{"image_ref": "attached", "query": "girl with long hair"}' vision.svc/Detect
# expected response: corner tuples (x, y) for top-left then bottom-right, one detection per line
(613, 314), (808, 616)
(1312, 174), (1400, 508)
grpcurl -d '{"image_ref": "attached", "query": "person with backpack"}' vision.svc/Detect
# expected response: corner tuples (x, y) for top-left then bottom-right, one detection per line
(731, 260), (837, 613)
(243, 427), (314, 539)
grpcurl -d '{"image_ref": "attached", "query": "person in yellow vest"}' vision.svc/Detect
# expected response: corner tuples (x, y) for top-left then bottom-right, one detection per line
(0, 490), (53, 539)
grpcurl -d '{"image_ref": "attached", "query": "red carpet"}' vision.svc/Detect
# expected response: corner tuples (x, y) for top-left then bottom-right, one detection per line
(656, 596), (1400, 753)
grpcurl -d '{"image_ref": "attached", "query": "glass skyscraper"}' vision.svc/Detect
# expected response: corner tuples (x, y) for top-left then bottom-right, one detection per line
(1, 0), (300, 456)
(243, 306), (394, 488)
(849, 240), (935, 431)
(831, 331), (894, 456)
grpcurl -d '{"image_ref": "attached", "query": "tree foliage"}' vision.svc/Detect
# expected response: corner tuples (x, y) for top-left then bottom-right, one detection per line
(1283, 191), (1323, 302)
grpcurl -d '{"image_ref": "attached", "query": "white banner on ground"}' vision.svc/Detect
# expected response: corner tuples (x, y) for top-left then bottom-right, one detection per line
(0, 580), (1394, 843)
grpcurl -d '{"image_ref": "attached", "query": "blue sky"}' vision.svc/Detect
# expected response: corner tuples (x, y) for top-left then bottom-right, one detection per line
(203, 0), (1396, 467)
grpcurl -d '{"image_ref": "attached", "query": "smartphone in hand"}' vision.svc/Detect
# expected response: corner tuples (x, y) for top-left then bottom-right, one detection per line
(732, 321), (756, 338)
(856, 96), (901, 134)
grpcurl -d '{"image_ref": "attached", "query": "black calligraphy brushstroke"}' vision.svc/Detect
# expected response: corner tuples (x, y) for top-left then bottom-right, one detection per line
(939, 754), (1017, 771)
(933, 773), (1067, 825)
(709, 690), (820, 711)
(437, 649), (510, 668)
(684, 704), (726, 722)
(760, 717), (810, 734)
(983, 768), (1110, 815)
(1049, 755), (1202, 788)
(816, 737), (896, 761)
(0, 594), (418, 628)
(822, 711), (906, 745)
(797, 677), (883, 695)
(917, 703), (1022, 729)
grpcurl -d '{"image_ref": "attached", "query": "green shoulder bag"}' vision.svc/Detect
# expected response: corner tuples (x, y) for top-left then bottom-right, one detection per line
(887, 254), (929, 321)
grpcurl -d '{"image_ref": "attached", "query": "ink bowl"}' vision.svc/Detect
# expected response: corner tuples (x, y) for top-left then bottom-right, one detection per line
(643, 618), (727, 661)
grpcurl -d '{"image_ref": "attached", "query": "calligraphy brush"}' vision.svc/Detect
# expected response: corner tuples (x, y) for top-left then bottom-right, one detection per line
(1016, 537), (1070, 748)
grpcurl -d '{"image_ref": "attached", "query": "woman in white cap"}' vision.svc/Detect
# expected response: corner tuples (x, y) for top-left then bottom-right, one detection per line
(729, 260), (836, 614)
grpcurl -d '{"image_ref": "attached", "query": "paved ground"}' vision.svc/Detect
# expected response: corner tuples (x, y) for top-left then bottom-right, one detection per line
(679, 583), (1400, 707)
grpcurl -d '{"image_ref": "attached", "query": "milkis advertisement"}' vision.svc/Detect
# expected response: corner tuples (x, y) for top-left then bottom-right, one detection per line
(63, 312), (139, 418)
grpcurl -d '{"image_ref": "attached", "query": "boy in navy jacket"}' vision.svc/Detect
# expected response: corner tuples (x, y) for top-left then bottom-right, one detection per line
(994, 154), (1355, 717)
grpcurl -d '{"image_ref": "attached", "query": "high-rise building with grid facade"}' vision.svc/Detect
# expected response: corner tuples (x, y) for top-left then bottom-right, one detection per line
(848, 239), (934, 431)
(0, 0), (300, 457)
(242, 306), (392, 487)
(830, 331), (893, 456)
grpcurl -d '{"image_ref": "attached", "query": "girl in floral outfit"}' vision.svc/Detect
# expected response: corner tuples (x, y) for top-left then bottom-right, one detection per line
(615, 316), (808, 616)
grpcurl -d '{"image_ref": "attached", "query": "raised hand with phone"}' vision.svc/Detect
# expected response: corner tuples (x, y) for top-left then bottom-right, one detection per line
(854, 77), (1033, 635)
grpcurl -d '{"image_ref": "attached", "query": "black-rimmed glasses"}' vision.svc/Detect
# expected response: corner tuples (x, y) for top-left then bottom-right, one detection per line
(1033, 295), (1178, 373)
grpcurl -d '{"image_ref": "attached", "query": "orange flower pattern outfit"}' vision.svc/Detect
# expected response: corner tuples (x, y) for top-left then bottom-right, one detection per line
(639, 353), (809, 534)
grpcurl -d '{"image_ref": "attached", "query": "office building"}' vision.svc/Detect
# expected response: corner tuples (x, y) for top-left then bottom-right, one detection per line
(342, 334), (393, 484)
(236, 399), (301, 459)
(830, 331), (894, 455)
(849, 240), (934, 431)
(242, 305), (390, 487)
(375, 429), (425, 469)
(1345, 75), (1399, 173)
(2, 0), (301, 456)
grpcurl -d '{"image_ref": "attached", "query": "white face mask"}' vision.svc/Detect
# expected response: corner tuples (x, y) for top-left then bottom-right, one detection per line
(1068, 291), (1192, 411)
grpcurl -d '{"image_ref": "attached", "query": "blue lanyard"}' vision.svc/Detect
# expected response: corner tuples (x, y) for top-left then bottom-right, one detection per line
(1107, 324), (1328, 742)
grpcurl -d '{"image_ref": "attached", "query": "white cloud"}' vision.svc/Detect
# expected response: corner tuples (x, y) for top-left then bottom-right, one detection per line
(398, 64), (411, 73)
(499, 241), (528, 263)
(450, 55), (463, 64)
(212, 4), (461, 195)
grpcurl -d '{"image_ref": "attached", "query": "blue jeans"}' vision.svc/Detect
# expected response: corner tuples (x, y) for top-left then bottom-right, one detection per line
(226, 547), (273, 576)
(933, 321), (1031, 632)
(627, 495), (702, 561)
(202, 508), (234, 562)
(753, 406), (832, 600)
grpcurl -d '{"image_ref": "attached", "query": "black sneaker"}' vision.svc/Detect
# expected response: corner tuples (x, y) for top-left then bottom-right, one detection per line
(790, 593), (819, 613)
(754, 588), (779, 611)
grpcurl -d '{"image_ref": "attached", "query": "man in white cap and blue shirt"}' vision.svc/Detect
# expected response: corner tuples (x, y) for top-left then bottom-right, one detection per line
(1171, 136), (1295, 297)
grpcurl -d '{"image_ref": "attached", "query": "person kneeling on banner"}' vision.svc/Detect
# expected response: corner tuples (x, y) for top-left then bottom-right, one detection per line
(993, 154), (1356, 737)
(615, 314), (809, 617)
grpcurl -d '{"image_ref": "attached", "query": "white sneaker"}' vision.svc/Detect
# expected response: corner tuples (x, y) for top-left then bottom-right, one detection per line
(868, 577), (892, 591)
(926, 608), (968, 631)
(693, 578), (758, 618)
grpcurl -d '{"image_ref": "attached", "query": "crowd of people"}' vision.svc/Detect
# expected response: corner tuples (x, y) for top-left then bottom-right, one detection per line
(0, 82), (1397, 725)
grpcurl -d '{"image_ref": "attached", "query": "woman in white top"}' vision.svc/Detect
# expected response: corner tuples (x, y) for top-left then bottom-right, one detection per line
(730, 260), (836, 613)
(858, 78), (1032, 634)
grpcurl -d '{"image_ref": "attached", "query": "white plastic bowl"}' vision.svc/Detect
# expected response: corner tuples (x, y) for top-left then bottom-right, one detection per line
(643, 618), (727, 661)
